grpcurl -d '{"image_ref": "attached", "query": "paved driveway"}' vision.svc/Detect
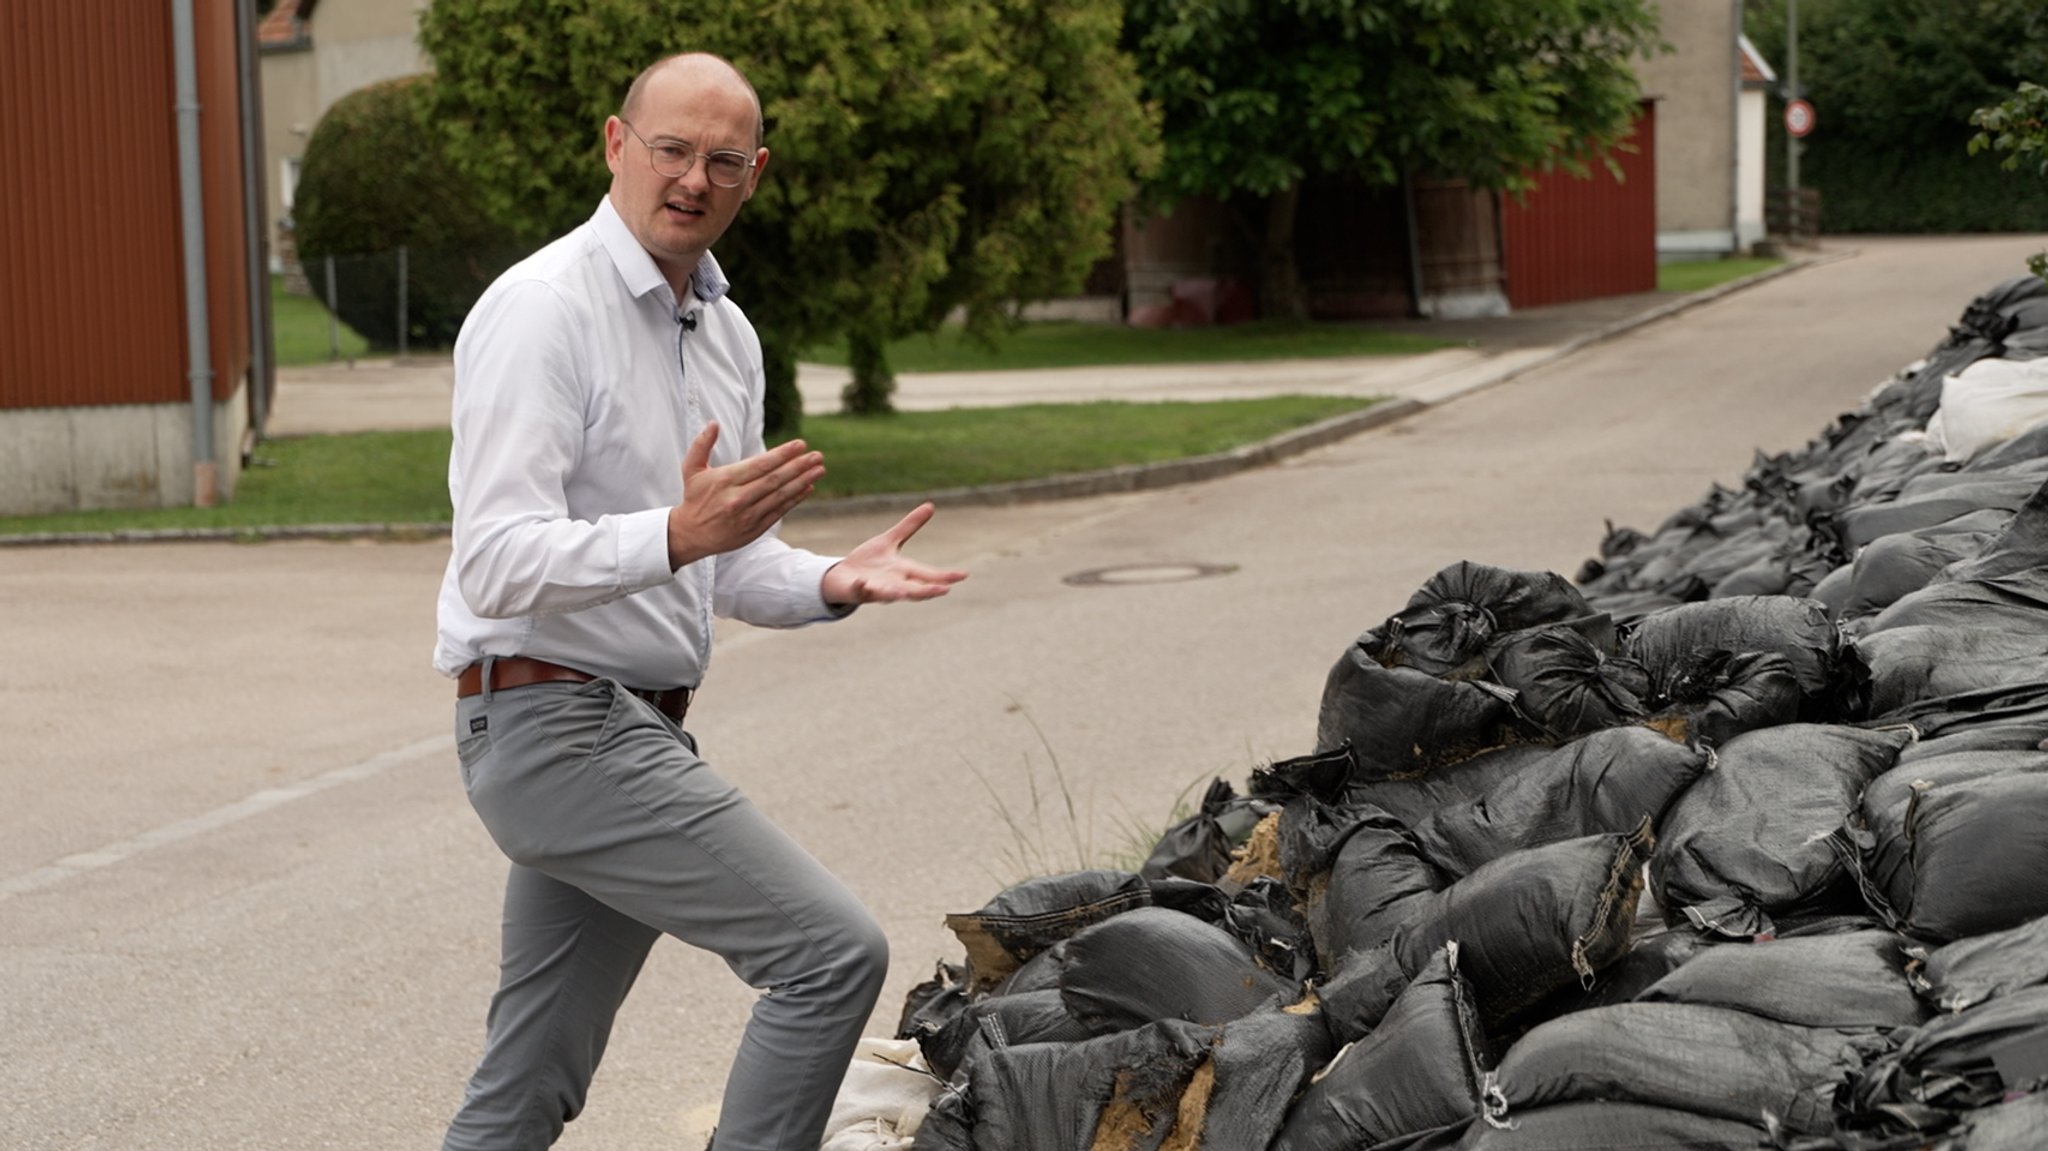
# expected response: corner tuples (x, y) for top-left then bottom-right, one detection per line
(2, 235), (2043, 1149)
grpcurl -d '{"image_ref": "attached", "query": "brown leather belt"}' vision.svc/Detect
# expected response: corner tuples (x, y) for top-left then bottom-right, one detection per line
(457, 656), (694, 723)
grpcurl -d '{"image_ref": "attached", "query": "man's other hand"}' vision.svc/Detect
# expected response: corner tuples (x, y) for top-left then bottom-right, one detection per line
(820, 502), (969, 606)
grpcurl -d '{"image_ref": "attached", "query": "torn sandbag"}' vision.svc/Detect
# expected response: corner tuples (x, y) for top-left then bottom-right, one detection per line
(1484, 622), (1649, 740)
(1316, 652), (1530, 775)
(962, 1018), (1218, 1151)
(1139, 778), (1276, 884)
(1221, 877), (1317, 982)
(1855, 625), (2048, 715)
(1910, 914), (2048, 1014)
(1848, 754), (2048, 942)
(1491, 1002), (1875, 1135)
(921, 988), (1095, 1083)
(1636, 930), (1930, 1030)
(899, 962), (973, 1044)
(1288, 800), (1447, 963)
(1272, 944), (1495, 1151)
(1194, 1000), (1335, 1151)
(1637, 649), (1806, 746)
(1057, 907), (1297, 1034)
(1453, 1100), (1770, 1149)
(1650, 723), (1914, 938)
(1249, 746), (1356, 805)
(944, 870), (1153, 992)
(1842, 985), (2048, 1120)
(1626, 596), (1852, 712)
(1358, 562), (1594, 679)
(1405, 725), (1710, 879)
(1319, 823), (1655, 1039)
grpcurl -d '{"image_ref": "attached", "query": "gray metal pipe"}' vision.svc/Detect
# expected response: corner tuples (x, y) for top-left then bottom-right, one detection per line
(172, 0), (217, 506)
(237, 0), (273, 441)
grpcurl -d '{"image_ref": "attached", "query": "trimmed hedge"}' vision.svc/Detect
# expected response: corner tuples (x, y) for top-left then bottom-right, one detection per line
(292, 75), (525, 350)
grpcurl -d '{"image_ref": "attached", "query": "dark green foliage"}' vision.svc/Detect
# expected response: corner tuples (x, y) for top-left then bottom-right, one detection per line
(291, 76), (517, 350)
(1123, 0), (1665, 319)
(418, 0), (1159, 432)
(1745, 0), (2048, 234)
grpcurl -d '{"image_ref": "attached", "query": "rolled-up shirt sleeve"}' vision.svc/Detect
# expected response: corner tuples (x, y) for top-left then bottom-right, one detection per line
(452, 280), (677, 619)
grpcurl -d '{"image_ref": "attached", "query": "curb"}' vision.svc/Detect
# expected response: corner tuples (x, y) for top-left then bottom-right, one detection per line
(0, 253), (1836, 546)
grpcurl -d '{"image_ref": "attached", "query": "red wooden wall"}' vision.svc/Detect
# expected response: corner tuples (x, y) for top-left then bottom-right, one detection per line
(1501, 102), (1658, 310)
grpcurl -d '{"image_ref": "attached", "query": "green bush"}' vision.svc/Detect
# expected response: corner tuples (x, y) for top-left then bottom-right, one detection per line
(292, 75), (524, 350)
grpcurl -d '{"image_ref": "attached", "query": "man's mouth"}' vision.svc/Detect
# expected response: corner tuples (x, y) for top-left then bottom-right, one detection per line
(665, 202), (704, 220)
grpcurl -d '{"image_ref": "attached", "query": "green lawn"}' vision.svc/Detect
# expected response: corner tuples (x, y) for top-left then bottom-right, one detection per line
(803, 320), (1451, 373)
(1657, 257), (1783, 294)
(0, 396), (1379, 537)
(271, 274), (370, 366)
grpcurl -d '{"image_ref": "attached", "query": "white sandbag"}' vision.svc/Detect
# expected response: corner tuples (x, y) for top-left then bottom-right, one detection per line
(821, 1037), (942, 1151)
(1927, 356), (2048, 462)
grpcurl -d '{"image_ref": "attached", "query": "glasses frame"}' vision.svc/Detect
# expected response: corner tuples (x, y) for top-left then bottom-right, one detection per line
(618, 119), (757, 189)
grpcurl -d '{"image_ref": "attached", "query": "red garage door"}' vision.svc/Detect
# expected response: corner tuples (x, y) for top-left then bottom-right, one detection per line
(1502, 102), (1657, 310)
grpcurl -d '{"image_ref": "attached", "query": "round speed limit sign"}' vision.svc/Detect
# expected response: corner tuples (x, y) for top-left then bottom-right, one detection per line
(1785, 99), (1816, 138)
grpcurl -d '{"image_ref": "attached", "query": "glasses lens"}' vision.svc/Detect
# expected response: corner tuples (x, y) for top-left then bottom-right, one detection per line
(705, 153), (750, 188)
(650, 144), (692, 179)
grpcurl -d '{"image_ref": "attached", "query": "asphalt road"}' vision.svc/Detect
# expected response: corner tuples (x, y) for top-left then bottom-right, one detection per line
(4, 235), (2044, 1149)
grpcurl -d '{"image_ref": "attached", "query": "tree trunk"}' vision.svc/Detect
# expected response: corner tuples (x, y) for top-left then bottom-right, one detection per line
(841, 330), (898, 416)
(1261, 183), (1308, 322)
(760, 336), (803, 439)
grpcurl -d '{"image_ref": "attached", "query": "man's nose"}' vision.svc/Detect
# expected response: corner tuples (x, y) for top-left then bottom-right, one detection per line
(674, 154), (712, 193)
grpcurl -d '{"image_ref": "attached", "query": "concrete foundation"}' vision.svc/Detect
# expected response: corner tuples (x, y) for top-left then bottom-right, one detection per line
(0, 385), (248, 515)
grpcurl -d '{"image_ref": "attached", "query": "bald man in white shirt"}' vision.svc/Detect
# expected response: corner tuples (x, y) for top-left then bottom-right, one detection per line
(434, 53), (966, 1151)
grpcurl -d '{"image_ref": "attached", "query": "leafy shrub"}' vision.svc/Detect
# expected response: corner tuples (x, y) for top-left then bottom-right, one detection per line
(292, 75), (525, 350)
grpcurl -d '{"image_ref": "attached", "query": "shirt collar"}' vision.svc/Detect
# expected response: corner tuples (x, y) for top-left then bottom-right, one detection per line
(594, 196), (732, 305)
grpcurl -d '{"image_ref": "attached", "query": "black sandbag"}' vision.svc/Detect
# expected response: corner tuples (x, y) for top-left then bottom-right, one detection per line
(1407, 726), (1710, 879)
(923, 987), (1096, 1082)
(1197, 1001), (1337, 1151)
(965, 1018), (1218, 1151)
(1941, 1090), (2048, 1151)
(1867, 477), (2048, 636)
(1220, 876), (1317, 981)
(944, 870), (1153, 992)
(1349, 726), (1700, 832)
(1317, 653), (1530, 774)
(1650, 724), (1914, 938)
(1855, 626), (2048, 715)
(1518, 928), (1721, 1024)
(1274, 944), (1495, 1151)
(1492, 1002), (1873, 1136)
(1627, 596), (1850, 710)
(993, 942), (1069, 996)
(1849, 752), (2048, 942)
(1896, 707), (2048, 762)
(1138, 777), (1277, 885)
(1834, 510), (2009, 620)
(1835, 476), (2045, 553)
(1912, 914), (2048, 1013)
(1319, 823), (1655, 1039)
(1636, 930), (1930, 1030)
(1250, 745), (1357, 804)
(900, 961), (973, 1043)
(1485, 622), (1649, 740)
(1844, 985), (2048, 1119)
(1452, 1100), (1768, 1148)
(909, 1081), (975, 1151)
(1639, 650), (1806, 747)
(1297, 802), (1447, 963)
(1881, 680), (2048, 744)
(1361, 562), (1595, 678)
(1057, 906), (1296, 1034)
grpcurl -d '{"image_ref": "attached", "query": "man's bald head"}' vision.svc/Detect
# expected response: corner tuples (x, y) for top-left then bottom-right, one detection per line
(620, 53), (763, 148)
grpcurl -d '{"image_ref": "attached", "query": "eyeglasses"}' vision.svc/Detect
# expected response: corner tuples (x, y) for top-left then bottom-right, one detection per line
(620, 119), (756, 188)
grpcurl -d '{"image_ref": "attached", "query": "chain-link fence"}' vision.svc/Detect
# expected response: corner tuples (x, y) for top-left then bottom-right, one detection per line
(294, 241), (532, 358)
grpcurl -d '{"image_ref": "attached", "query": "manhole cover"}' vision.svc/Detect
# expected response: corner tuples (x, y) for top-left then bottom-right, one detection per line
(1062, 562), (1238, 587)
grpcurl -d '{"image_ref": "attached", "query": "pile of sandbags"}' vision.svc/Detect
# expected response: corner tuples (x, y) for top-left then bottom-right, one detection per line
(892, 275), (2048, 1150)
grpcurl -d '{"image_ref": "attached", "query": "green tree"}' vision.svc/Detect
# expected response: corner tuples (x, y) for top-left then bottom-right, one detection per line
(1122, 0), (1663, 321)
(1971, 81), (2048, 278)
(418, 0), (1158, 433)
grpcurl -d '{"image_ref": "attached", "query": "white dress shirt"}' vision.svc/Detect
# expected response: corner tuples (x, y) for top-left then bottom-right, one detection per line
(433, 196), (842, 688)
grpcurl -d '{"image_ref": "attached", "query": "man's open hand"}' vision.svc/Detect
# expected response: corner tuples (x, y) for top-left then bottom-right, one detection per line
(820, 502), (969, 605)
(667, 422), (824, 570)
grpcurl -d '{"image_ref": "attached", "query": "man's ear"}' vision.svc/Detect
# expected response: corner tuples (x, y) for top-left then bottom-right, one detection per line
(603, 116), (626, 176)
(744, 146), (771, 200)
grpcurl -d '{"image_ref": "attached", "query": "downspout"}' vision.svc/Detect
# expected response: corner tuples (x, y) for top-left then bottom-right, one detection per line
(1729, 0), (1743, 255)
(237, 0), (273, 442)
(173, 0), (218, 506)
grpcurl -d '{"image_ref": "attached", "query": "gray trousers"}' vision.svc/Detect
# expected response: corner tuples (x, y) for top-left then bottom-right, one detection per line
(443, 673), (889, 1151)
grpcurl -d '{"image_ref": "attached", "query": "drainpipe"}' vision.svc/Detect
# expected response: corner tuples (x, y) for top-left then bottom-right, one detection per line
(1729, 0), (1743, 255)
(237, 0), (274, 442)
(173, 0), (217, 506)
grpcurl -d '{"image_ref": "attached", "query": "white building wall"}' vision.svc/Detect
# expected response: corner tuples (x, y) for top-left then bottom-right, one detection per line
(1737, 88), (1769, 249)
